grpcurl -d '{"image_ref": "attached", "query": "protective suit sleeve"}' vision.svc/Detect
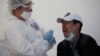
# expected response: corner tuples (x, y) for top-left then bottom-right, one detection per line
(6, 25), (36, 56)
(32, 38), (49, 56)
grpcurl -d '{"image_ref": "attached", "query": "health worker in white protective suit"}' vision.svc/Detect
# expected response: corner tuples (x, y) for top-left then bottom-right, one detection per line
(0, 0), (56, 56)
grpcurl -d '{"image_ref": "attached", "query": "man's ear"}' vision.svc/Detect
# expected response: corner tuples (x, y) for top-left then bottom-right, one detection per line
(74, 23), (80, 33)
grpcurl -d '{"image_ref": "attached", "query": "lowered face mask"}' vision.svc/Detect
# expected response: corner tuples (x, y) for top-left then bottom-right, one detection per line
(65, 32), (75, 41)
(21, 12), (32, 20)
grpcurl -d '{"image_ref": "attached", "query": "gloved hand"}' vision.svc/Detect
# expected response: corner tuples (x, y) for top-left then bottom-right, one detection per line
(43, 30), (56, 45)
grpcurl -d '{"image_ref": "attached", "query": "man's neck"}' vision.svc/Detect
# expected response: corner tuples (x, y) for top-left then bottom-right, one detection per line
(70, 33), (80, 47)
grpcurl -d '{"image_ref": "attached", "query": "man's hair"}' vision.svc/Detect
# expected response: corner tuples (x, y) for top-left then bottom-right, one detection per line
(72, 20), (83, 32)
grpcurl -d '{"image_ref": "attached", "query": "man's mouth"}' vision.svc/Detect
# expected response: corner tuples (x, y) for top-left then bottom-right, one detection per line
(63, 31), (68, 34)
(63, 30), (67, 32)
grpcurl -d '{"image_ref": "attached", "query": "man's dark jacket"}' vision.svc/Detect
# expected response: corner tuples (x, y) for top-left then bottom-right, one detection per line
(57, 33), (99, 56)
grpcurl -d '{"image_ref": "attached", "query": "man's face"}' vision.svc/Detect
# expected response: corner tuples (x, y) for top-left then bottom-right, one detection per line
(61, 19), (76, 37)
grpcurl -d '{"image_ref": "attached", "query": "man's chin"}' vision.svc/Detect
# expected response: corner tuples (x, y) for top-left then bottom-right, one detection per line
(64, 35), (68, 37)
(63, 33), (69, 37)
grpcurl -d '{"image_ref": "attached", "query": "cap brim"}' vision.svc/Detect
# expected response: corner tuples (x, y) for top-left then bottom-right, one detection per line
(57, 17), (72, 23)
(57, 18), (63, 23)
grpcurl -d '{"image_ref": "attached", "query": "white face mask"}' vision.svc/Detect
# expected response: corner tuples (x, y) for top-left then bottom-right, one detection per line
(21, 12), (32, 20)
(65, 32), (75, 41)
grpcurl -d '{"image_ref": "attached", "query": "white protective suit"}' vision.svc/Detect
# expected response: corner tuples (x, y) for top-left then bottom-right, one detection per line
(0, 14), (49, 56)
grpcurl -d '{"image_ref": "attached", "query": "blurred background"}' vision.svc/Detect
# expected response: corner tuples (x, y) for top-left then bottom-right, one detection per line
(0, 0), (100, 56)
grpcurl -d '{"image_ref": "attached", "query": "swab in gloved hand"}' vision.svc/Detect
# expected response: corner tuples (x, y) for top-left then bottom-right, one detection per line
(43, 30), (56, 45)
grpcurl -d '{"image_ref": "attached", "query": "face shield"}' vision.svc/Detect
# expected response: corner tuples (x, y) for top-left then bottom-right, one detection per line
(8, 0), (33, 13)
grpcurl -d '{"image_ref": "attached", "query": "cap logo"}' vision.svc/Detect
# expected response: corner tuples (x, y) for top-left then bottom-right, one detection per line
(64, 13), (70, 17)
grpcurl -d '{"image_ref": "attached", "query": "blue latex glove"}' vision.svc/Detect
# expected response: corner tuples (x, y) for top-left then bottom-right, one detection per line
(49, 37), (56, 46)
(43, 30), (56, 45)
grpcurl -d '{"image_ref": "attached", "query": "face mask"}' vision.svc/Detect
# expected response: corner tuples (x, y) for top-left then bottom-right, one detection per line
(21, 12), (32, 20)
(65, 32), (75, 41)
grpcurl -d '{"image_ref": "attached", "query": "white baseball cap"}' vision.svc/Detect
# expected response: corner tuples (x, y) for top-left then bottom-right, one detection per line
(57, 12), (82, 23)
